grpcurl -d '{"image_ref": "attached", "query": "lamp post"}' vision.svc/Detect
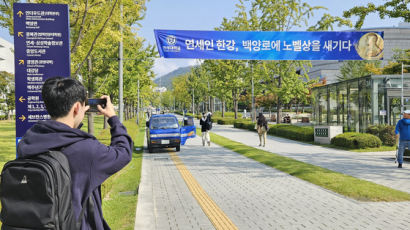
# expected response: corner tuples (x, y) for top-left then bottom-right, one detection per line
(118, 2), (124, 123)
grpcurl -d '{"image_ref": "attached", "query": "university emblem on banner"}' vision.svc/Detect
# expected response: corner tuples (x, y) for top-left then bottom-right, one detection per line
(162, 35), (180, 52)
(166, 35), (177, 45)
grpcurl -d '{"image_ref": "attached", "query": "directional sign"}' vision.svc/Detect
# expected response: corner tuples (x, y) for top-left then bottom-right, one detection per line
(13, 3), (70, 143)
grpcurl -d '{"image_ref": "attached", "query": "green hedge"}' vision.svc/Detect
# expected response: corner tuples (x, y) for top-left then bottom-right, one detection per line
(212, 111), (236, 118)
(216, 117), (238, 125)
(268, 124), (314, 142)
(233, 120), (255, 130)
(233, 121), (314, 142)
(331, 132), (382, 149)
(366, 125), (396, 146)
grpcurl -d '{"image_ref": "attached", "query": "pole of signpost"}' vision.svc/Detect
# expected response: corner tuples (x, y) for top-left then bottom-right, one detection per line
(118, 2), (124, 123)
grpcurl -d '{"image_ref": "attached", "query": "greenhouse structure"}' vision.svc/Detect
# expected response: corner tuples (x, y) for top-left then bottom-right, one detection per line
(311, 74), (410, 132)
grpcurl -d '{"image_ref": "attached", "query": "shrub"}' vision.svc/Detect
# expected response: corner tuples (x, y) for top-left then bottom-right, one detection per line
(234, 121), (255, 130)
(216, 117), (240, 125)
(268, 124), (314, 142)
(331, 132), (382, 149)
(234, 121), (314, 142)
(366, 125), (396, 146)
(212, 111), (236, 118)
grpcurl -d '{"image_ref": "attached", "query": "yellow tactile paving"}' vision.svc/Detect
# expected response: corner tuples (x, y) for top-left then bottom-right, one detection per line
(169, 152), (238, 230)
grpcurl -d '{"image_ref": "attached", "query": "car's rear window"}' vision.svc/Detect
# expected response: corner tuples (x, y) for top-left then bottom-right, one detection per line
(150, 117), (179, 129)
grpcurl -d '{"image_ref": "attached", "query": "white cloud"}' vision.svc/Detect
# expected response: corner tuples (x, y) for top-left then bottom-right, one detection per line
(153, 58), (203, 78)
(153, 58), (179, 78)
(187, 59), (203, 66)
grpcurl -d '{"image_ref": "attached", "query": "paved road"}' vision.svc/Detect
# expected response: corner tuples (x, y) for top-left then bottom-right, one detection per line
(210, 124), (410, 193)
(134, 121), (410, 230)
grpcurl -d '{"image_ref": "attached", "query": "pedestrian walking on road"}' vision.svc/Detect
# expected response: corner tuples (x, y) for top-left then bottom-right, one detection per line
(200, 112), (212, 146)
(256, 113), (268, 147)
(395, 110), (410, 168)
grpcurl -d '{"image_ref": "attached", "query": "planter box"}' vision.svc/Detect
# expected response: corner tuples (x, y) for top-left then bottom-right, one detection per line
(314, 126), (343, 144)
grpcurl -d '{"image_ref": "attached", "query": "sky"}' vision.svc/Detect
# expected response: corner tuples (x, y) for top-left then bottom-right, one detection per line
(0, 0), (404, 77)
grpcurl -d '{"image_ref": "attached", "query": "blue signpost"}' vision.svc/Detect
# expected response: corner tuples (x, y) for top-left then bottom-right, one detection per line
(13, 3), (70, 146)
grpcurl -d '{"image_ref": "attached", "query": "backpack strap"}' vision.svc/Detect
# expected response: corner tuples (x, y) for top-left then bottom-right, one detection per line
(50, 149), (98, 229)
(76, 196), (97, 229)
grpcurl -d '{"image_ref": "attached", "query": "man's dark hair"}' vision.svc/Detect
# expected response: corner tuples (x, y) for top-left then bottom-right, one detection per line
(42, 77), (86, 118)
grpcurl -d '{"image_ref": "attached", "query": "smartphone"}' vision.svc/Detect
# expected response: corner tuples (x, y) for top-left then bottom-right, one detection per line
(86, 98), (106, 113)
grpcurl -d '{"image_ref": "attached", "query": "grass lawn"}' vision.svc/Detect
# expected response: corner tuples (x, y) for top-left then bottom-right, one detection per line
(101, 118), (144, 230)
(0, 116), (144, 229)
(306, 141), (394, 152)
(0, 120), (18, 170)
(316, 142), (396, 152)
(83, 115), (144, 230)
(205, 130), (410, 202)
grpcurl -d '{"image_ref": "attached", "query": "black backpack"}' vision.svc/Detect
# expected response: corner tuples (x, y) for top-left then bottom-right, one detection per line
(206, 119), (212, 130)
(0, 151), (79, 230)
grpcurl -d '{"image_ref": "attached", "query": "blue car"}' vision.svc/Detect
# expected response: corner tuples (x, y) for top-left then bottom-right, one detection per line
(146, 114), (196, 153)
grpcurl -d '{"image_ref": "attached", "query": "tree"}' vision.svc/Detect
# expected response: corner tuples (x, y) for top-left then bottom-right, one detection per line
(172, 75), (191, 111)
(225, 0), (332, 122)
(337, 60), (381, 81)
(343, 0), (410, 29)
(0, 0), (155, 124)
(202, 60), (234, 117)
(0, 71), (14, 119)
(1, 0), (146, 75)
(382, 49), (410, 74)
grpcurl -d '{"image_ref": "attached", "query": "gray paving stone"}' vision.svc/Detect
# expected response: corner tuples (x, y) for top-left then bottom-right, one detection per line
(136, 118), (410, 230)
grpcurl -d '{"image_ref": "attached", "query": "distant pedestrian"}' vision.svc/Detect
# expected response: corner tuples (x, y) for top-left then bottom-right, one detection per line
(395, 110), (410, 168)
(200, 112), (212, 146)
(256, 113), (268, 147)
(243, 109), (247, 119)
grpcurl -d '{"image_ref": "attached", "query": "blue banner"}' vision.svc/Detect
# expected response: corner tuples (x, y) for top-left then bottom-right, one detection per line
(154, 30), (384, 61)
(13, 3), (70, 141)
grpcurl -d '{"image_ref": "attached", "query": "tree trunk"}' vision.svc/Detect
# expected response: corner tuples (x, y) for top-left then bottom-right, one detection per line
(296, 102), (299, 114)
(124, 99), (127, 120)
(210, 97), (214, 113)
(222, 100), (225, 118)
(132, 102), (135, 118)
(233, 89), (238, 119)
(126, 102), (129, 120)
(103, 116), (108, 129)
(276, 76), (282, 124)
(87, 58), (94, 135)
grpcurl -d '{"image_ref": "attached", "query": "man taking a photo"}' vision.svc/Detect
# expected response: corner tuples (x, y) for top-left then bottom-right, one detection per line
(17, 77), (133, 229)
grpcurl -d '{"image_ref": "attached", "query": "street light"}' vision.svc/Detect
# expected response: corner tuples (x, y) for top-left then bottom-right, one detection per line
(401, 63), (410, 114)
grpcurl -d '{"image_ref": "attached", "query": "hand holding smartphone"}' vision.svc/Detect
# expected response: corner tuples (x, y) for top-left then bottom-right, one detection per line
(86, 98), (107, 113)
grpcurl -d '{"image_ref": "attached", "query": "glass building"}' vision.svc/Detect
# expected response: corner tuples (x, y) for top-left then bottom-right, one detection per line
(311, 74), (410, 132)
